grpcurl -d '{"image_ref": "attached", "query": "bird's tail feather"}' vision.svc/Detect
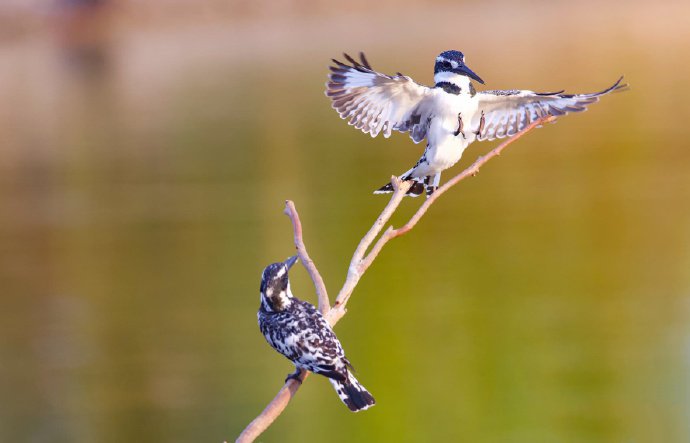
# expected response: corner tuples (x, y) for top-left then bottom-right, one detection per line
(328, 372), (375, 412)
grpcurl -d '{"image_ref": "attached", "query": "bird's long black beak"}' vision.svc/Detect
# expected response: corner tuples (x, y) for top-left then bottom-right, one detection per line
(456, 63), (484, 84)
(284, 255), (299, 270)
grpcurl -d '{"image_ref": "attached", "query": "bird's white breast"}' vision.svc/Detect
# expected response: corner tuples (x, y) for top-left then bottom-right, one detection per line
(423, 92), (480, 172)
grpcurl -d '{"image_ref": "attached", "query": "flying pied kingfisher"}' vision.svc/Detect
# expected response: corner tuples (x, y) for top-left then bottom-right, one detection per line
(326, 50), (627, 197)
(258, 255), (375, 412)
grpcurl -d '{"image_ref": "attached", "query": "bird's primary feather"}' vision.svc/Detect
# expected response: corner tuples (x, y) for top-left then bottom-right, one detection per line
(473, 77), (628, 140)
(326, 52), (435, 143)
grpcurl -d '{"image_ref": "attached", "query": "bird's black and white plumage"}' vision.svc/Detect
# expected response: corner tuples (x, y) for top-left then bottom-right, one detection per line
(326, 50), (628, 197)
(257, 255), (375, 412)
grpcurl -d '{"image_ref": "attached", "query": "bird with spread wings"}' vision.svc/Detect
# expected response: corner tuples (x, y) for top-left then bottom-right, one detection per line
(326, 51), (627, 197)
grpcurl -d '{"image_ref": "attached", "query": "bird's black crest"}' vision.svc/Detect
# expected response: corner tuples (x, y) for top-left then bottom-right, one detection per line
(260, 262), (288, 291)
(434, 50), (465, 74)
(439, 50), (464, 61)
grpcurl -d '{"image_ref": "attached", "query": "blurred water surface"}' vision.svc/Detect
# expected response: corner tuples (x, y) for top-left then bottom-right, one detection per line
(0, 2), (689, 442)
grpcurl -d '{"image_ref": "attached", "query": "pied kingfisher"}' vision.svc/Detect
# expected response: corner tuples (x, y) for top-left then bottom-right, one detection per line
(326, 50), (627, 197)
(258, 255), (375, 412)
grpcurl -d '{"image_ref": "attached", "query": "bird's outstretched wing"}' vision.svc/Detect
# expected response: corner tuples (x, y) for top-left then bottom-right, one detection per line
(473, 77), (628, 141)
(326, 52), (435, 143)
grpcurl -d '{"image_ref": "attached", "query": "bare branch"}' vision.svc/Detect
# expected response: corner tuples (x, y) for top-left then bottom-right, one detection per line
(235, 371), (309, 443)
(284, 200), (329, 314)
(328, 177), (411, 322)
(235, 115), (555, 442)
(236, 188), (411, 442)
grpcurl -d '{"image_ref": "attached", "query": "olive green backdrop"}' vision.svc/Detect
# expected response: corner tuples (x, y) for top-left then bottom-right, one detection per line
(0, 1), (688, 442)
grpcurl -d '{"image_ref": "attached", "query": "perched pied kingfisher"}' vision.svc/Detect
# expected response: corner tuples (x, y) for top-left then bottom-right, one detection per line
(258, 255), (375, 412)
(326, 50), (628, 197)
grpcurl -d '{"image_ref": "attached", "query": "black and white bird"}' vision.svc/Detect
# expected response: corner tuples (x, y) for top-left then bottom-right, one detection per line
(326, 50), (627, 197)
(258, 255), (375, 412)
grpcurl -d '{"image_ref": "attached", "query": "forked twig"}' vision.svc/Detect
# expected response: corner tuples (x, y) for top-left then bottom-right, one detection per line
(235, 115), (554, 443)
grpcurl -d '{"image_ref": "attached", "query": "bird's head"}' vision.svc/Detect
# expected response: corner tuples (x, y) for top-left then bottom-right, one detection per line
(259, 255), (298, 312)
(434, 50), (484, 88)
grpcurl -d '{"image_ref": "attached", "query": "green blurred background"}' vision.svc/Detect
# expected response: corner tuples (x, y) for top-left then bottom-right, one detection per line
(1, 1), (689, 442)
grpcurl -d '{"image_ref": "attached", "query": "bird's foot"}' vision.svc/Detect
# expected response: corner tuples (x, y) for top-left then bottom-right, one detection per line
(474, 110), (485, 138)
(406, 178), (425, 197)
(426, 186), (438, 198)
(285, 368), (304, 384)
(454, 113), (466, 139)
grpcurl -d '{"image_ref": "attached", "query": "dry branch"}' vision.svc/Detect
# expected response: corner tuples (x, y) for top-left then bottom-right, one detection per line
(283, 200), (330, 314)
(235, 115), (554, 443)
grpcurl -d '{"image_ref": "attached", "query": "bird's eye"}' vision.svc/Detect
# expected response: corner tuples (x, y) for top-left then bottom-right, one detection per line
(441, 61), (451, 69)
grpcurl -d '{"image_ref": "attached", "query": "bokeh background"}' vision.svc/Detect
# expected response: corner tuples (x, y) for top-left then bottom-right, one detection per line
(1, 0), (689, 442)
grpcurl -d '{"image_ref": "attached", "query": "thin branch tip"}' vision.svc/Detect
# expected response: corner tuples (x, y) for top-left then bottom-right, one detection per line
(283, 200), (293, 216)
